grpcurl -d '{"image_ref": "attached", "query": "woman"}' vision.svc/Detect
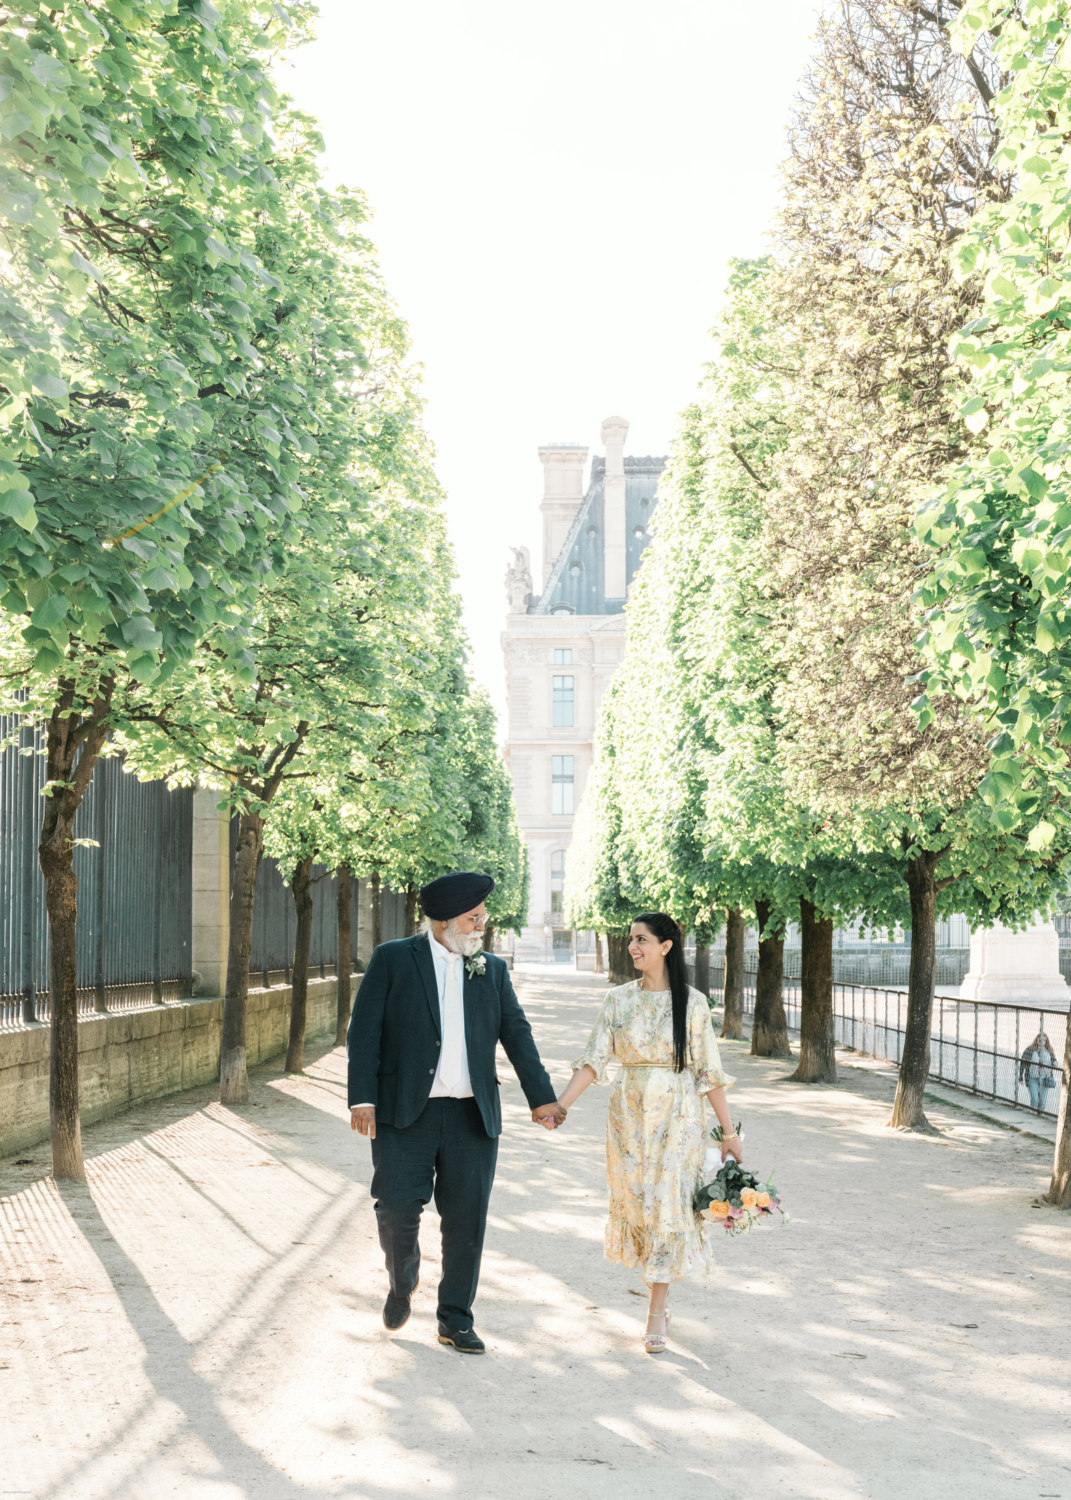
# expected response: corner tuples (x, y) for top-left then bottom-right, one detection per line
(556, 911), (739, 1353)
(1019, 1031), (1059, 1113)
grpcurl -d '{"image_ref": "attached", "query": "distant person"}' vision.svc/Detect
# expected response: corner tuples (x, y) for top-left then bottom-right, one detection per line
(1019, 1031), (1059, 1112)
(347, 872), (565, 1354)
(554, 911), (739, 1354)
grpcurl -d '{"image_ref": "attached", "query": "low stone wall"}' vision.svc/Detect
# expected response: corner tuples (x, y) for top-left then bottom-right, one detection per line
(0, 977), (340, 1158)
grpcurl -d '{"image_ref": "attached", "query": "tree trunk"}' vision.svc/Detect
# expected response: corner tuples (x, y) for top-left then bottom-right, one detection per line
(285, 853), (314, 1074)
(41, 805), (83, 1183)
(371, 871), (382, 949)
(693, 939), (710, 998)
(482, 921), (495, 953)
(607, 930), (633, 985)
(404, 883), (419, 937)
(890, 852), (940, 1130)
(1048, 1026), (1071, 1204)
(38, 679), (114, 1182)
(721, 907), (745, 1040)
(752, 897), (792, 1059)
(335, 864), (352, 1047)
(221, 806), (264, 1104)
(595, 932), (604, 974)
(791, 897), (836, 1083)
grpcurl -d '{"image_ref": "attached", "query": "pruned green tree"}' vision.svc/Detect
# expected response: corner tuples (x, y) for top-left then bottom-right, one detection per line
(915, 0), (1071, 1193)
(570, 5), (1069, 1134)
(0, 0), (320, 1177)
(760, 0), (1070, 1127)
(123, 408), (446, 1102)
(109, 99), (460, 1106)
(592, 260), (868, 1069)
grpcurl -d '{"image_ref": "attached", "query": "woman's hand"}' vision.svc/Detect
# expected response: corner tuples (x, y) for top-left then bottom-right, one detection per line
(720, 1135), (743, 1166)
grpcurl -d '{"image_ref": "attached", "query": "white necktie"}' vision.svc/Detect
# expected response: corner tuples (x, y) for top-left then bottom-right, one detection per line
(439, 953), (465, 1094)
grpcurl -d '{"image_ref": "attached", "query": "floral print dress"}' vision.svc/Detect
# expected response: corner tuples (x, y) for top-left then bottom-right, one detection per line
(573, 981), (735, 1284)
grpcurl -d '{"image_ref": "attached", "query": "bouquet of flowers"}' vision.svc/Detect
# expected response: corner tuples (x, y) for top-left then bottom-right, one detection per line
(693, 1122), (786, 1237)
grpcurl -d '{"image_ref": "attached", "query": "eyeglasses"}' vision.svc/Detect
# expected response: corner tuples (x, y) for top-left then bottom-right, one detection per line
(468, 913), (487, 927)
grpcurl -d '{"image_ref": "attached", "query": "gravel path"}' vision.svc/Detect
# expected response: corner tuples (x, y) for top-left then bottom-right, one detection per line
(1, 969), (1069, 1499)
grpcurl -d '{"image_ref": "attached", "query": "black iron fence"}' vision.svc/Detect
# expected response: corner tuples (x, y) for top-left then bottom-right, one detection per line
(710, 965), (1065, 1121)
(240, 829), (406, 987)
(1, 722), (409, 1030)
(1, 720), (192, 1027)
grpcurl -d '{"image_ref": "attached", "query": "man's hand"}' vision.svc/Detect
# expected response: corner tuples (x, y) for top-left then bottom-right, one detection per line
(532, 1102), (567, 1131)
(350, 1106), (376, 1138)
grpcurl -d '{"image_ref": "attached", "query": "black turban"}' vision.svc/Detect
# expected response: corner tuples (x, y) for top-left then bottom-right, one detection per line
(419, 872), (494, 921)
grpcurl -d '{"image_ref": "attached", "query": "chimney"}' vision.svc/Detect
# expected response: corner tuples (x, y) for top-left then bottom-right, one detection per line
(601, 415), (629, 599)
(538, 444), (588, 587)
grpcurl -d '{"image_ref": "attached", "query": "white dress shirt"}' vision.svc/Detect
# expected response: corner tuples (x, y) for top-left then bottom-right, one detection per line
(426, 928), (474, 1098)
(353, 928), (472, 1109)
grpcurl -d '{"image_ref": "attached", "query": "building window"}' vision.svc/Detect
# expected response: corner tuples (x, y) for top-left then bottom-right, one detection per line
(551, 604), (574, 615)
(554, 649), (572, 665)
(552, 755), (574, 815)
(550, 850), (566, 915)
(553, 675), (574, 727)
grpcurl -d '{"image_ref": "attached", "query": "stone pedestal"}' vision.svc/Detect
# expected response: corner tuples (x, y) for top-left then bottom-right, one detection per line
(957, 915), (1071, 1010)
(191, 789), (230, 997)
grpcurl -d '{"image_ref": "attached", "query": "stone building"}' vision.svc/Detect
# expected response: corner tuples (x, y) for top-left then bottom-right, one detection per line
(501, 417), (666, 963)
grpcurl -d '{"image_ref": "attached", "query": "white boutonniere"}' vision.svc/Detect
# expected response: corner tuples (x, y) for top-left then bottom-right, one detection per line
(465, 953), (487, 980)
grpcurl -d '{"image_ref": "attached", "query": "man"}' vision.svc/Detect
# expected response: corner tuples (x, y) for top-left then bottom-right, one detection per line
(348, 871), (566, 1353)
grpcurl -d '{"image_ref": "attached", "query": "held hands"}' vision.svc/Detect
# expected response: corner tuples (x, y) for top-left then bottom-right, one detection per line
(352, 1102), (567, 1135)
(532, 1102), (567, 1131)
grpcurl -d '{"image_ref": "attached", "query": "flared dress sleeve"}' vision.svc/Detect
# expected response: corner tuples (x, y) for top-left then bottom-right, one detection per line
(572, 991), (617, 1085)
(688, 990), (736, 1092)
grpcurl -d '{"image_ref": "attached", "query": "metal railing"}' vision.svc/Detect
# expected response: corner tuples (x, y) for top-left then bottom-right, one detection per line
(241, 840), (407, 988)
(1, 725), (193, 1029)
(710, 965), (1065, 1122)
(1, 718), (408, 1030)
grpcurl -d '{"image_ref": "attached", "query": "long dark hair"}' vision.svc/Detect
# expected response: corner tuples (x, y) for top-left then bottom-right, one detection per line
(633, 912), (689, 1072)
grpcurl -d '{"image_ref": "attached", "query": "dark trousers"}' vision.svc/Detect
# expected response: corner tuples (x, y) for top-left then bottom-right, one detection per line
(370, 1097), (498, 1335)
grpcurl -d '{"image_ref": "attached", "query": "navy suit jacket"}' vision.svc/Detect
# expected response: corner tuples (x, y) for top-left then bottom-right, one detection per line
(346, 933), (556, 1138)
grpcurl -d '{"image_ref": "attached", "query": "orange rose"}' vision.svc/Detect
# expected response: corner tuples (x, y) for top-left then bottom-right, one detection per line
(740, 1188), (758, 1208)
(756, 1192), (771, 1209)
(710, 1200), (730, 1217)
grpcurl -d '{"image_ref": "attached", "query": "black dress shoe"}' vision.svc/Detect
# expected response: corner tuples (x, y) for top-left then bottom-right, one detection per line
(437, 1328), (485, 1354)
(383, 1291), (412, 1331)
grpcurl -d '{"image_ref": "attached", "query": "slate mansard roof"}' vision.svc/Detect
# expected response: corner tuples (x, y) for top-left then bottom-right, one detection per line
(531, 455), (667, 616)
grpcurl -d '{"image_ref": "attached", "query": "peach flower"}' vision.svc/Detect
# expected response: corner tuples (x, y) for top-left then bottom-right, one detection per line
(756, 1192), (771, 1209)
(740, 1188), (758, 1209)
(710, 1200), (731, 1217)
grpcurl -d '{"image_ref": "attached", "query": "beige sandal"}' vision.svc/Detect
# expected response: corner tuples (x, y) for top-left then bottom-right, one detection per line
(643, 1311), (670, 1354)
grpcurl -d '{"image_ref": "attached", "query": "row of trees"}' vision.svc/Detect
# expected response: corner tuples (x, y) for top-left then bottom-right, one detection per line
(567, 0), (1071, 1202)
(0, 2), (526, 1179)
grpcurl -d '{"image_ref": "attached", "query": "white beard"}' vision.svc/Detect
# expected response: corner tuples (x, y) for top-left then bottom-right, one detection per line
(437, 918), (484, 958)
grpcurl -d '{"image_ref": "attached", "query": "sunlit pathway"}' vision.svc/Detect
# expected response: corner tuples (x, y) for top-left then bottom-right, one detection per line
(2, 970), (1069, 1500)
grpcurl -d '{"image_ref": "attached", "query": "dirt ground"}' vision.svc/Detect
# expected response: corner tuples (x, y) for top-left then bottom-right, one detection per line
(2, 968), (1070, 1500)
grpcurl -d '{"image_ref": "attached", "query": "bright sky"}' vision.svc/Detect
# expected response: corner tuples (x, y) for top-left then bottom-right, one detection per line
(285, 2), (821, 722)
